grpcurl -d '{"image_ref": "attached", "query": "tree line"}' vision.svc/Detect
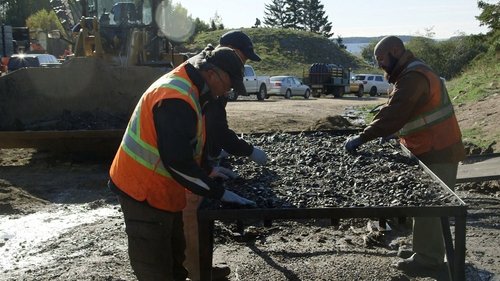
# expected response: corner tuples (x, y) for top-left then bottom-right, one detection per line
(1, 0), (497, 80)
(359, 1), (498, 80)
(263, 0), (333, 38)
(0, 0), (51, 26)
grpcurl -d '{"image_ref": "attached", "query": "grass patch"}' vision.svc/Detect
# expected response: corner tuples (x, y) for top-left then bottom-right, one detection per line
(461, 127), (499, 149)
(184, 28), (371, 77)
(447, 51), (500, 105)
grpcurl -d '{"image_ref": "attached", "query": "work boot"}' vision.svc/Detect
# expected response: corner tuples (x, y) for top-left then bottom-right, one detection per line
(395, 253), (443, 273)
(211, 264), (231, 280)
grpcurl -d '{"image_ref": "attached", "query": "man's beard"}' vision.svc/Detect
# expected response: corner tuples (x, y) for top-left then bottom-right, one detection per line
(383, 53), (398, 75)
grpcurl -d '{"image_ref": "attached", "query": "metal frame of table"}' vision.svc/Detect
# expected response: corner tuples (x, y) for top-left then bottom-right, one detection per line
(198, 198), (467, 280)
(198, 143), (468, 281)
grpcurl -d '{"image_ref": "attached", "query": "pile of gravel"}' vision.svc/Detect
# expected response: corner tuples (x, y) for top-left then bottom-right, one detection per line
(208, 131), (462, 209)
(23, 109), (128, 130)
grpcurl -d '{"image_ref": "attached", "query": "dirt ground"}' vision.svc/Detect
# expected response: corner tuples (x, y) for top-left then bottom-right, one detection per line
(1, 94), (499, 281)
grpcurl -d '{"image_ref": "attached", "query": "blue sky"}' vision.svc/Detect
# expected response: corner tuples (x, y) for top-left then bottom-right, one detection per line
(173, 0), (491, 39)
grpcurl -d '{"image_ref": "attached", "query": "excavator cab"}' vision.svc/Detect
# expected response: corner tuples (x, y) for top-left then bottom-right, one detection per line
(110, 2), (137, 25)
(74, 16), (104, 57)
(51, 0), (185, 69)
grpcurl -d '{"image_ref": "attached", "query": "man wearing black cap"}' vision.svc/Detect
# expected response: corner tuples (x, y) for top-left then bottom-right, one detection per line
(220, 30), (262, 61)
(206, 30), (268, 166)
(108, 47), (256, 281)
(183, 30), (268, 281)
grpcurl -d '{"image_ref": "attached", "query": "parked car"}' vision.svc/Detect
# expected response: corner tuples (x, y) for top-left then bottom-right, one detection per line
(268, 75), (311, 99)
(7, 53), (61, 72)
(228, 64), (270, 101)
(354, 74), (392, 96)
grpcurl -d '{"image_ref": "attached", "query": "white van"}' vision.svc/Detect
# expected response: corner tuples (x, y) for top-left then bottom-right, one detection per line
(354, 74), (392, 96)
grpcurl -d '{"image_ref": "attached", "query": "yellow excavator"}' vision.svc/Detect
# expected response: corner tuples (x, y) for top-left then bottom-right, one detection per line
(0, 0), (190, 158)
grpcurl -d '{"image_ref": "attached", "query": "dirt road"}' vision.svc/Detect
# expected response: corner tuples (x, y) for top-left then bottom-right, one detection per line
(0, 96), (499, 281)
(225, 96), (383, 133)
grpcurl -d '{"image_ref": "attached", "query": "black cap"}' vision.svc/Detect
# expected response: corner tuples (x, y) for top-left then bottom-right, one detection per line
(205, 47), (245, 95)
(220, 30), (261, 62)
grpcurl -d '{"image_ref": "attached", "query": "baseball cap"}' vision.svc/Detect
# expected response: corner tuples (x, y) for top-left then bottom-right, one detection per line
(220, 30), (261, 62)
(205, 47), (245, 95)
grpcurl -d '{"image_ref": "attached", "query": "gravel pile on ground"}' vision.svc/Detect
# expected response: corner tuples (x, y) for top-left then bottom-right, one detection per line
(22, 109), (128, 130)
(205, 131), (462, 210)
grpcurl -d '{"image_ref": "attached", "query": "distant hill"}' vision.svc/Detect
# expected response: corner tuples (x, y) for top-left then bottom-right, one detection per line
(343, 36), (414, 44)
(183, 28), (369, 77)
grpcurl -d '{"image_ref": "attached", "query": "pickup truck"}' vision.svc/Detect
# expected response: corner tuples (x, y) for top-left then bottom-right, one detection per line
(228, 64), (270, 101)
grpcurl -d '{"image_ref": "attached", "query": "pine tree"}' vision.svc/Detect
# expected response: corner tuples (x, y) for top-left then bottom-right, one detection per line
(284, 0), (303, 29)
(263, 0), (288, 28)
(477, 0), (500, 32)
(210, 19), (217, 31)
(336, 36), (346, 49)
(302, 0), (333, 37)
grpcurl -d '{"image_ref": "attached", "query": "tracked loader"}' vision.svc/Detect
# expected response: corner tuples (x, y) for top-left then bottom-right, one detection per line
(0, 0), (190, 158)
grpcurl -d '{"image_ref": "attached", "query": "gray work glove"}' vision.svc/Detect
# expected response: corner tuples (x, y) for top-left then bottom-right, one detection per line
(218, 149), (230, 159)
(209, 166), (238, 180)
(249, 147), (268, 165)
(344, 135), (365, 153)
(221, 190), (256, 207)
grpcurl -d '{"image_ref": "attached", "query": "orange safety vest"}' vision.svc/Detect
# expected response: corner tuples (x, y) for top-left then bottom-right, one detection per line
(110, 64), (206, 212)
(398, 61), (462, 156)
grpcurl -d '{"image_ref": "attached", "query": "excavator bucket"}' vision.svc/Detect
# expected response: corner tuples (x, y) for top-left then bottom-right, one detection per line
(0, 0), (189, 158)
(0, 57), (167, 157)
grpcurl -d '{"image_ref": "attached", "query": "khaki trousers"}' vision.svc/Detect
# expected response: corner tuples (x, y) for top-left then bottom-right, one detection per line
(412, 162), (458, 265)
(182, 192), (203, 281)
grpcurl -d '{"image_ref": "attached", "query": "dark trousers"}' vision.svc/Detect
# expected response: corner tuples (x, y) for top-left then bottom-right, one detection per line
(117, 194), (188, 281)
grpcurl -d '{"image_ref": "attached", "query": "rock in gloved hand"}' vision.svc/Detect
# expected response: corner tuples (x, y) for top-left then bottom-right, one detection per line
(209, 166), (239, 179)
(344, 135), (365, 153)
(221, 190), (257, 207)
(378, 134), (398, 145)
(249, 147), (268, 165)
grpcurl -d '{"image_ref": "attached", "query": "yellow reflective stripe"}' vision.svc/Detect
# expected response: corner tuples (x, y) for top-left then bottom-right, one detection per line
(121, 75), (204, 176)
(400, 102), (454, 136)
(160, 77), (192, 94)
(160, 80), (202, 113)
(122, 139), (169, 177)
(122, 129), (169, 177)
(129, 103), (141, 134)
(126, 101), (165, 173)
(160, 77), (203, 159)
(399, 62), (455, 136)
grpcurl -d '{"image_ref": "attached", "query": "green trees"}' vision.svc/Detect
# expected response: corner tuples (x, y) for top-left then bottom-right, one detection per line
(476, 0), (500, 33)
(0, 0), (51, 26)
(263, 0), (289, 28)
(476, 0), (499, 51)
(26, 9), (64, 33)
(303, 0), (332, 37)
(264, 0), (333, 38)
(360, 40), (378, 66)
(284, 0), (302, 29)
(407, 36), (488, 80)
